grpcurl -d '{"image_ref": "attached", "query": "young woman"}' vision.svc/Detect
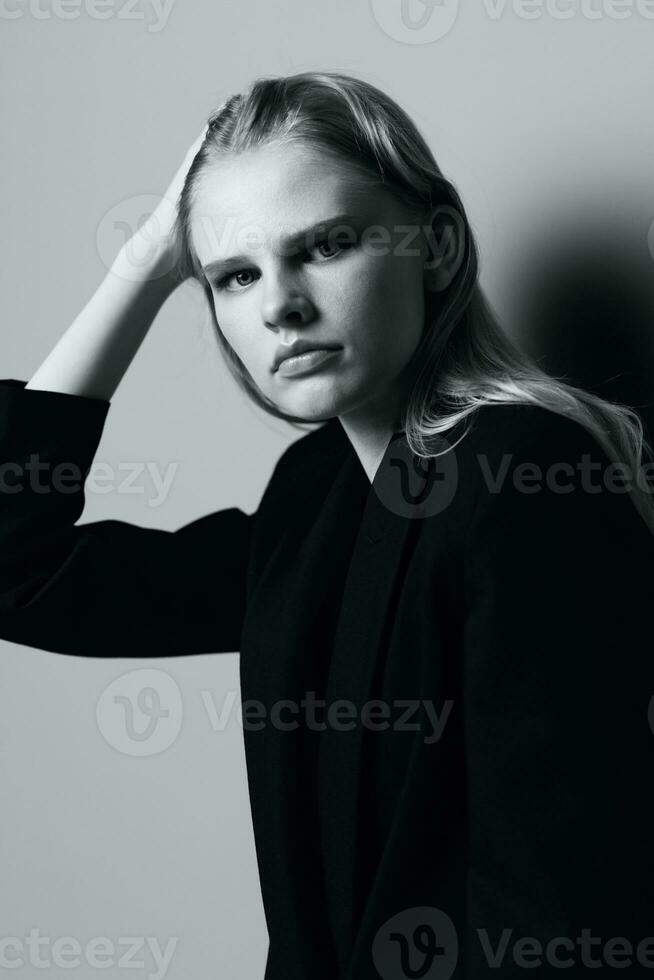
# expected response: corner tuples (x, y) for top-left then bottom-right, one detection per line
(1, 71), (653, 979)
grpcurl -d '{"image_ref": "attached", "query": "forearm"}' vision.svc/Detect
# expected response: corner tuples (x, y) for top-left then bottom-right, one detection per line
(25, 238), (180, 402)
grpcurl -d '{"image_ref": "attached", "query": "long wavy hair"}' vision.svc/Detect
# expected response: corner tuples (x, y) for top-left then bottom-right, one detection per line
(173, 70), (654, 533)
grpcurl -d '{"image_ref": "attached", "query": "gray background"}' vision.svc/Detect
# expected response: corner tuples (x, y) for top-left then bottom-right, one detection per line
(2, 1), (654, 977)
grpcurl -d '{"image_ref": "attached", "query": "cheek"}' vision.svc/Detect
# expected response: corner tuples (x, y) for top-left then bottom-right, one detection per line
(359, 252), (422, 312)
(209, 293), (251, 358)
(221, 324), (262, 371)
(365, 258), (424, 325)
(215, 318), (274, 393)
(364, 279), (425, 371)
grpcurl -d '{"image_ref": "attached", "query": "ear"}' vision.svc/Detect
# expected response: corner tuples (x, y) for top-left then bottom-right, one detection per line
(422, 205), (466, 293)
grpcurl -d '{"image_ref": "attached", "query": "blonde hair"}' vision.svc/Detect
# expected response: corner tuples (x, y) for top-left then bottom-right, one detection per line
(174, 70), (654, 533)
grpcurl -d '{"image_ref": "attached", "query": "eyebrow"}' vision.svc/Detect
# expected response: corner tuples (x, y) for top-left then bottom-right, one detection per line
(201, 212), (363, 280)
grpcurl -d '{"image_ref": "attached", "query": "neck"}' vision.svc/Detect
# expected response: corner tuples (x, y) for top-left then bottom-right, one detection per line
(337, 395), (405, 484)
(339, 420), (394, 483)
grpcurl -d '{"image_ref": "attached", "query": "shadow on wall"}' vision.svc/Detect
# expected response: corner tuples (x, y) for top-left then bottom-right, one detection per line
(505, 203), (654, 446)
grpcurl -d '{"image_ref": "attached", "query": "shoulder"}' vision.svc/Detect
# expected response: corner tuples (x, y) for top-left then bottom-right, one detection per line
(455, 403), (653, 551)
(421, 402), (619, 521)
(453, 402), (622, 501)
(458, 402), (610, 463)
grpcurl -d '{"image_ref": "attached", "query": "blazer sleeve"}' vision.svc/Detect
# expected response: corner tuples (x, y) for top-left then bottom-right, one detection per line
(462, 412), (654, 974)
(0, 379), (253, 657)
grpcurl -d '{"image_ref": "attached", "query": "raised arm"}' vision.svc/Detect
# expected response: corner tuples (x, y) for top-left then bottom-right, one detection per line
(25, 128), (206, 401)
(0, 128), (257, 658)
(0, 380), (254, 657)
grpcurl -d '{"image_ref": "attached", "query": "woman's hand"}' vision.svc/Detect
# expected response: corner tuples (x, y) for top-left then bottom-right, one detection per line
(25, 126), (211, 400)
(116, 126), (209, 284)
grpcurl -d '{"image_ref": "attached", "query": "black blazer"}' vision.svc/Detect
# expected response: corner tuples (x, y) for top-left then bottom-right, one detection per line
(1, 378), (653, 979)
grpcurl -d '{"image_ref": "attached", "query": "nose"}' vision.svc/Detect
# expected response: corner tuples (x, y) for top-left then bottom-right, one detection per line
(260, 265), (315, 332)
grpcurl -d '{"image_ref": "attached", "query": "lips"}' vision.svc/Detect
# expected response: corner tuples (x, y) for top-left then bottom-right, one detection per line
(275, 347), (342, 378)
(273, 341), (342, 372)
(279, 346), (331, 365)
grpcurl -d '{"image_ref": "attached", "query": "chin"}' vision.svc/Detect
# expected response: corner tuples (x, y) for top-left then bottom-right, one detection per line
(273, 388), (348, 423)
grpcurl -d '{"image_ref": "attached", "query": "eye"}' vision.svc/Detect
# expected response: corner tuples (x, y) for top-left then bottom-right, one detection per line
(213, 234), (356, 292)
(313, 234), (356, 259)
(213, 269), (260, 292)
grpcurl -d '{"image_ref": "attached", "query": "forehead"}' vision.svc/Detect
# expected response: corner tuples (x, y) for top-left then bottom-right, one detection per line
(189, 142), (397, 263)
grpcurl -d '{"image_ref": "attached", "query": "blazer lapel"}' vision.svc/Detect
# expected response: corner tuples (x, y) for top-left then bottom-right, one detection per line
(319, 430), (432, 970)
(239, 422), (371, 976)
(241, 422), (439, 975)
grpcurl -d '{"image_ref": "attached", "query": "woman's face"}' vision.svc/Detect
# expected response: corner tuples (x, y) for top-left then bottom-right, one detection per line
(189, 141), (431, 426)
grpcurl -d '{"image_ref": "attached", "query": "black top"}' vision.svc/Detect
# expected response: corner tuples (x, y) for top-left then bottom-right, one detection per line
(1, 378), (653, 979)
